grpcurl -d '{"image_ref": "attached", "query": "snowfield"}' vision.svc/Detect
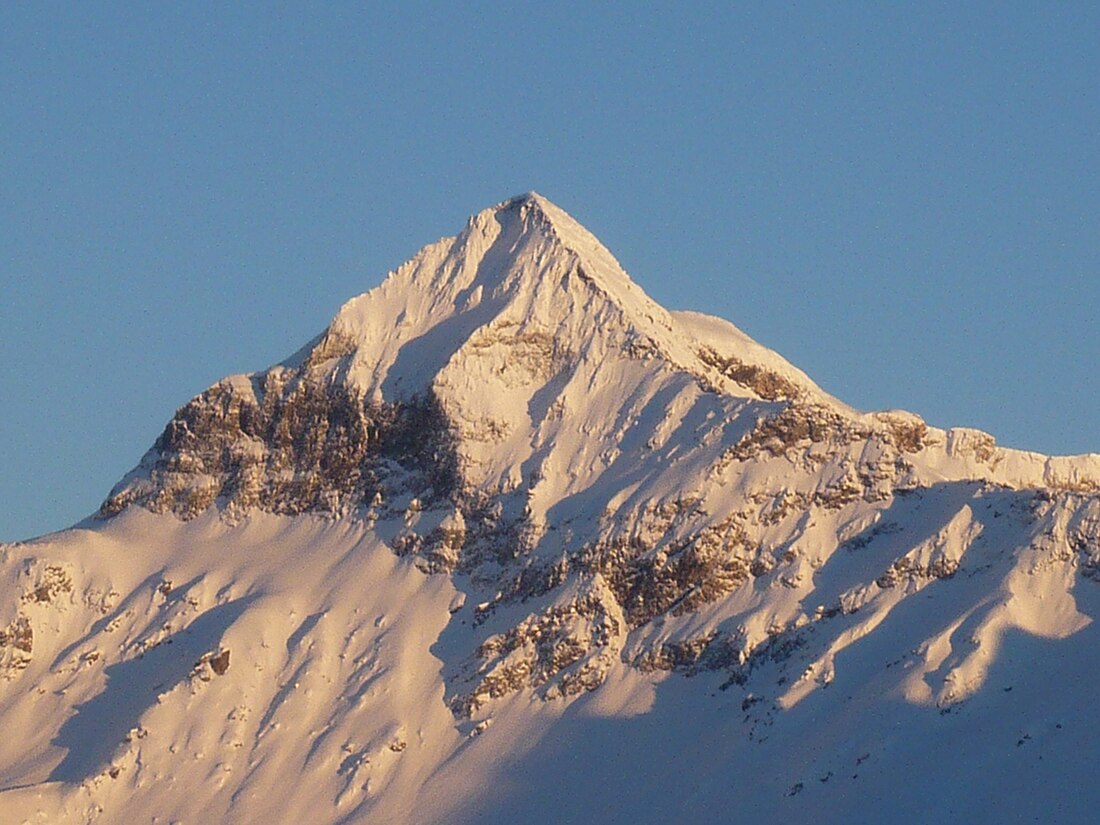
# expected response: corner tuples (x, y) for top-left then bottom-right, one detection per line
(3, 193), (1100, 824)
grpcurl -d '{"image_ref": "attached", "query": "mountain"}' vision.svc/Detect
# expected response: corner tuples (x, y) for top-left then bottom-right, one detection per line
(3, 193), (1100, 824)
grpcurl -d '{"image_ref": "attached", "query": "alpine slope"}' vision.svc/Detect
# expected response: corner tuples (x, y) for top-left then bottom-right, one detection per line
(3, 193), (1100, 824)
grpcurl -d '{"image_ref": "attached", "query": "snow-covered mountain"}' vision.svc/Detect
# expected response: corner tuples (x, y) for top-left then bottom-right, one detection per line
(4, 193), (1100, 824)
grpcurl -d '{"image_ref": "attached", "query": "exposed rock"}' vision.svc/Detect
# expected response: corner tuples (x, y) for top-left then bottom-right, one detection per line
(696, 345), (802, 401)
(723, 403), (871, 462)
(193, 648), (232, 681)
(457, 577), (625, 715)
(23, 563), (74, 605)
(102, 373), (461, 521)
(210, 649), (231, 675)
(0, 615), (33, 677)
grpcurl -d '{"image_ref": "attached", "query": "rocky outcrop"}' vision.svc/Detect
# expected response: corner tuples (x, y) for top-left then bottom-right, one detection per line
(1, 562), (78, 679)
(0, 615), (33, 677)
(696, 345), (803, 401)
(101, 368), (461, 520)
(455, 575), (625, 714)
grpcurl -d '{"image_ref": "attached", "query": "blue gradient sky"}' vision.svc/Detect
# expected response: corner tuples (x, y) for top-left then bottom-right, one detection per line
(2, 4), (1098, 541)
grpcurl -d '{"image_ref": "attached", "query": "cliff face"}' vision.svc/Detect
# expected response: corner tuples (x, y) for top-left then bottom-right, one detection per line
(5, 194), (1100, 824)
(100, 373), (459, 521)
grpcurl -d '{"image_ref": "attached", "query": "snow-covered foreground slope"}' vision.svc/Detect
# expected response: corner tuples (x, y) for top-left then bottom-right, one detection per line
(1, 511), (459, 823)
(4, 193), (1100, 824)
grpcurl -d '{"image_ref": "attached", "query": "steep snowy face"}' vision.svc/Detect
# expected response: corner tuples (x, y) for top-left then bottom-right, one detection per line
(320, 193), (822, 402)
(324, 192), (668, 396)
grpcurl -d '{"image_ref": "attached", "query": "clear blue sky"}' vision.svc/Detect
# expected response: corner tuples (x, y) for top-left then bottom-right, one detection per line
(2, 4), (1097, 541)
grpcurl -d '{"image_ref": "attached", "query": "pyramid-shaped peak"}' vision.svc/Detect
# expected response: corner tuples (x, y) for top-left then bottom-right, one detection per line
(466, 191), (648, 305)
(495, 191), (580, 225)
(492, 191), (606, 247)
(501, 190), (547, 206)
(494, 190), (555, 213)
(305, 192), (833, 408)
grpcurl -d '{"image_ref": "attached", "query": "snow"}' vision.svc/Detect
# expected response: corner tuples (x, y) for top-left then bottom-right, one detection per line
(0, 510), (463, 823)
(4, 193), (1100, 823)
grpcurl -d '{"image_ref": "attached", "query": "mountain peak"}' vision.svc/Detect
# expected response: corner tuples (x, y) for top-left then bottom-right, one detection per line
(100, 192), (1100, 527)
(474, 190), (645, 304)
(493, 190), (564, 220)
(316, 193), (825, 409)
(13, 194), (1100, 825)
(101, 193), (836, 520)
(316, 193), (662, 396)
(499, 189), (547, 208)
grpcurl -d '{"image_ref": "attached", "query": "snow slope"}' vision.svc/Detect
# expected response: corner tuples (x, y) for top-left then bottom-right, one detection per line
(3, 193), (1100, 824)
